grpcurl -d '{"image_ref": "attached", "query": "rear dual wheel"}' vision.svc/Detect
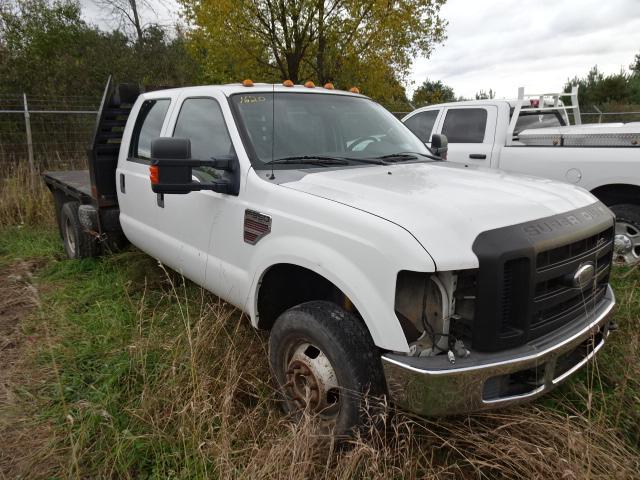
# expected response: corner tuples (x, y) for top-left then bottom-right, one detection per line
(60, 201), (98, 259)
(269, 301), (385, 436)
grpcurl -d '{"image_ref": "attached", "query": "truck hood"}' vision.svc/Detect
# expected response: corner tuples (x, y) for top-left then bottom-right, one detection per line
(282, 162), (598, 270)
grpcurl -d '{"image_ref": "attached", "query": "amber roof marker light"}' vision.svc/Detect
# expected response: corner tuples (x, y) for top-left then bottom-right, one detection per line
(242, 79), (254, 87)
(324, 83), (335, 90)
(283, 80), (294, 87)
(304, 81), (315, 88)
(349, 87), (360, 94)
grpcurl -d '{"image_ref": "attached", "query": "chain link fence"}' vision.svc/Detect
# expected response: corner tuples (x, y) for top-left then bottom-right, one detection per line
(1, 94), (639, 174)
(0, 93), (101, 172)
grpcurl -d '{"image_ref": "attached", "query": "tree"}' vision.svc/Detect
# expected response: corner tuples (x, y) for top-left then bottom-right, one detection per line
(475, 88), (495, 100)
(93, 0), (146, 44)
(411, 78), (455, 106)
(564, 65), (630, 108)
(630, 53), (640, 75)
(92, 0), (167, 44)
(180, 0), (447, 94)
(0, 0), (200, 97)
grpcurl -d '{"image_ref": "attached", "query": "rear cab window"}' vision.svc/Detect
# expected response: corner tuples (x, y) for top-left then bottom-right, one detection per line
(129, 99), (171, 162)
(513, 111), (566, 136)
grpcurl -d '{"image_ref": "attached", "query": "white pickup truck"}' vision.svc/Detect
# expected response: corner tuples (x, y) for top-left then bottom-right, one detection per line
(403, 87), (640, 265)
(44, 79), (616, 435)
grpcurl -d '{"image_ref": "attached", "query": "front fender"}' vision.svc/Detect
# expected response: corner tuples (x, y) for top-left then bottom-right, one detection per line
(245, 234), (430, 353)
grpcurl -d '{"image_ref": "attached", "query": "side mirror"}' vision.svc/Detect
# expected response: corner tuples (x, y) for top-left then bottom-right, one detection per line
(149, 137), (238, 195)
(429, 134), (448, 160)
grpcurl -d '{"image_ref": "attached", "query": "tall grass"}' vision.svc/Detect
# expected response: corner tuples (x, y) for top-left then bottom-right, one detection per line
(0, 165), (639, 478)
(0, 157), (86, 227)
(0, 162), (53, 227)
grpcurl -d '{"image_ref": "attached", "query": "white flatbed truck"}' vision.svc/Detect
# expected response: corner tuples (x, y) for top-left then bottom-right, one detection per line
(43, 79), (616, 435)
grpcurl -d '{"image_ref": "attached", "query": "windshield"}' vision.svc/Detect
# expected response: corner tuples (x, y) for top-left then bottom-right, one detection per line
(230, 92), (430, 168)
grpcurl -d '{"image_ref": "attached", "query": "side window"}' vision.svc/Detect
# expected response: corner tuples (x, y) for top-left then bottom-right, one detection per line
(173, 98), (234, 177)
(404, 110), (439, 143)
(441, 108), (487, 143)
(129, 99), (171, 160)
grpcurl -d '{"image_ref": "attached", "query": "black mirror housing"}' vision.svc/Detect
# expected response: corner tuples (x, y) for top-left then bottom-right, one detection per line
(150, 138), (193, 194)
(429, 134), (448, 160)
(149, 137), (239, 195)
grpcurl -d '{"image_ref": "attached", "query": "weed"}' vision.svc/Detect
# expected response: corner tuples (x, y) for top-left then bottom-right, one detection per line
(0, 226), (639, 478)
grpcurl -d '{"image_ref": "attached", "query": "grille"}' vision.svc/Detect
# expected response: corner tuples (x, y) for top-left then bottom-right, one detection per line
(499, 258), (529, 338)
(471, 202), (615, 352)
(528, 226), (613, 336)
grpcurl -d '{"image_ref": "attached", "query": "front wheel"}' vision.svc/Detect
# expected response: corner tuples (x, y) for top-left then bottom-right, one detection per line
(269, 301), (385, 436)
(610, 204), (640, 265)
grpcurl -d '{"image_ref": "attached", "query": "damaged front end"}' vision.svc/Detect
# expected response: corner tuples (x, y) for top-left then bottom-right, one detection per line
(383, 203), (617, 416)
(394, 269), (477, 363)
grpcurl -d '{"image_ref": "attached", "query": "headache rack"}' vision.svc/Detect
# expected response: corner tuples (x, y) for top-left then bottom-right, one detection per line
(506, 86), (640, 147)
(506, 85), (581, 147)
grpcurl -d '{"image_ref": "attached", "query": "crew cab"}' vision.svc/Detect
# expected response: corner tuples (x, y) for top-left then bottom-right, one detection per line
(403, 87), (640, 265)
(43, 79), (616, 435)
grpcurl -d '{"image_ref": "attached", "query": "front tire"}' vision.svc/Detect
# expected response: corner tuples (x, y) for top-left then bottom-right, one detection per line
(610, 204), (640, 265)
(269, 301), (385, 436)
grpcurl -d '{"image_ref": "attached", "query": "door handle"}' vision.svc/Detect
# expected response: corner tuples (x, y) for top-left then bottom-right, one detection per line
(469, 154), (487, 159)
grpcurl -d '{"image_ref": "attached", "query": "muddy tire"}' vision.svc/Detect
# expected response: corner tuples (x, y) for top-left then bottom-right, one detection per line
(610, 204), (640, 265)
(60, 201), (97, 259)
(269, 301), (385, 436)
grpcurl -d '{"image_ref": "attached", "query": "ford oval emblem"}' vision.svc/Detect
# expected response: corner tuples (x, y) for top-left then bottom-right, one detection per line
(572, 262), (596, 289)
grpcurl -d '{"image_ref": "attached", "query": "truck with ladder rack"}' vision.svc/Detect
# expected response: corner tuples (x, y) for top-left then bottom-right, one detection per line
(43, 78), (617, 435)
(403, 86), (640, 265)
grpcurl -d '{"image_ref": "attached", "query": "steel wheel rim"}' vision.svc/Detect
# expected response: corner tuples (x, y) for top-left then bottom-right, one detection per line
(64, 216), (76, 256)
(283, 340), (341, 422)
(614, 221), (640, 265)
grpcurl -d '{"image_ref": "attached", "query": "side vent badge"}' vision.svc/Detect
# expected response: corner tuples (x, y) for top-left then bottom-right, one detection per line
(244, 210), (272, 245)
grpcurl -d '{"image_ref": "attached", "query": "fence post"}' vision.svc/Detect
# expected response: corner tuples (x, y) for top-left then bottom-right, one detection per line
(593, 105), (603, 124)
(23, 93), (35, 179)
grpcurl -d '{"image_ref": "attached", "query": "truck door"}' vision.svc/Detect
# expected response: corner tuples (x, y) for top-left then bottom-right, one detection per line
(157, 94), (239, 286)
(403, 108), (442, 145)
(118, 93), (238, 287)
(435, 106), (497, 166)
(117, 96), (178, 267)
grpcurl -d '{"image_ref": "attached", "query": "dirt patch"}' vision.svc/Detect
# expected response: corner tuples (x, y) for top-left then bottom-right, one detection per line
(0, 260), (43, 387)
(0, 259), (60, 478)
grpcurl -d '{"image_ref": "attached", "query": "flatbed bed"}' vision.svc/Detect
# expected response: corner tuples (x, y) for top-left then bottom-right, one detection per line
(40, 78), (139, 255)
(42, 170), (92, 202)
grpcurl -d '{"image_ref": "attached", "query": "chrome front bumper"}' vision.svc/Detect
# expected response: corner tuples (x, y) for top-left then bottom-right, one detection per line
(382, 286), (616, 416)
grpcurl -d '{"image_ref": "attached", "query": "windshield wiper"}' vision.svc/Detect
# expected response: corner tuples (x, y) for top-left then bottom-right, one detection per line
(264, 155), (386, 166)
(374, 152), (442, 162)
(264, 155), (349, 167)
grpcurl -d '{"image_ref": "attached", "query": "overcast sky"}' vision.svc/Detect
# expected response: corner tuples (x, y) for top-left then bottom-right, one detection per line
(80, 0), (640, 100)
(411, 0), (640, 98)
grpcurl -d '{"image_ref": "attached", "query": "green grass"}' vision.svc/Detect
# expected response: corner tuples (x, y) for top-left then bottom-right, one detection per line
(1, 225), (639, 479)
(0, 226), (60, 264)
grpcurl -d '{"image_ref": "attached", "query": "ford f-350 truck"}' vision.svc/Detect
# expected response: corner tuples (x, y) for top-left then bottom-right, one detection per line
(44, 78), (616, 435)
(402, 87), (640, 265)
